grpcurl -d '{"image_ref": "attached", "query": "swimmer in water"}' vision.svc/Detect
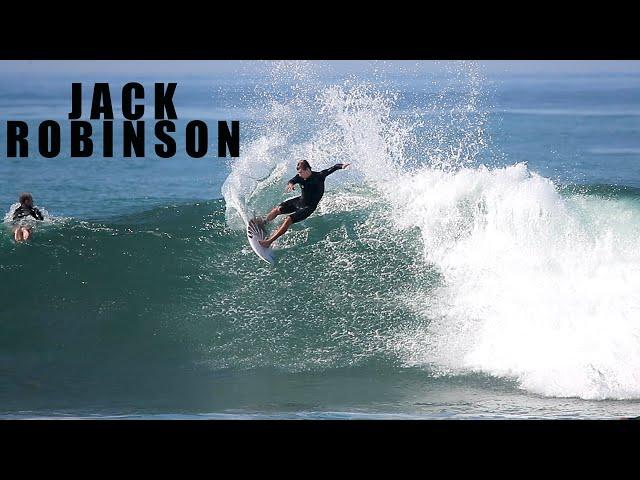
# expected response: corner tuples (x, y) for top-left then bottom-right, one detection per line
(11, 192), (44, 242)
(12, 193), (44, 221)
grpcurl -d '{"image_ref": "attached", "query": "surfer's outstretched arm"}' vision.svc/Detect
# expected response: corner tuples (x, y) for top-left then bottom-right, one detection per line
(320, 163), (351, 178)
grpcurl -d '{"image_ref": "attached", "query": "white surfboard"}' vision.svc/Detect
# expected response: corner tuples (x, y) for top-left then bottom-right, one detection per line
(246, 219), (275, 264)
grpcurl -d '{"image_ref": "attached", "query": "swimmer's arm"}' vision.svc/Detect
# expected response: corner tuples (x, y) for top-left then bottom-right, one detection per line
(31, 207), (44, 221)
(11, 206), (25, 221)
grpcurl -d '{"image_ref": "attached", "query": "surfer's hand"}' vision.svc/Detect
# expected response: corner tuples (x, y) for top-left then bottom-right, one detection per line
(285, 182), (296, 192)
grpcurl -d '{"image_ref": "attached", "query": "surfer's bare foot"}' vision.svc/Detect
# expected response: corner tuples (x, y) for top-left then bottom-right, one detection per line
(258, 238), (272, 248)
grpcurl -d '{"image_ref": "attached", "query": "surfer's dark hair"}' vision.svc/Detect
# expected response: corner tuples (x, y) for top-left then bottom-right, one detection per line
(296, 160), (311, 171)
(19, 192), (33, 207)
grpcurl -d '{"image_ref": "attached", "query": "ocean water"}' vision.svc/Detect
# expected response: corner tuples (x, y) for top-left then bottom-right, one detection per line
(1, 61), (639, 419)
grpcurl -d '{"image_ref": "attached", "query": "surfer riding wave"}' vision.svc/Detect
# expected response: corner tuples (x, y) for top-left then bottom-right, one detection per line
(256, 159), (350, 248)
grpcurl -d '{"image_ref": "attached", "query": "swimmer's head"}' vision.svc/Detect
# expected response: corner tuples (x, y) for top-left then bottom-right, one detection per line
(19, 192), (34, 208)
(296, 160), (312, 180)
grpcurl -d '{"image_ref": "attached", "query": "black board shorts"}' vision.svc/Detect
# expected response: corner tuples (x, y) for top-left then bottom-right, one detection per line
(278, 197), (317, 224)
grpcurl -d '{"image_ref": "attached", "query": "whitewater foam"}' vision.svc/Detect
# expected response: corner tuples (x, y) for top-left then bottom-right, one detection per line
(386, 163), (640, 400)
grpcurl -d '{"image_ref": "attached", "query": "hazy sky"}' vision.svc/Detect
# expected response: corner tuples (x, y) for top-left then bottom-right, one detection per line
(2, 60), (640, 77)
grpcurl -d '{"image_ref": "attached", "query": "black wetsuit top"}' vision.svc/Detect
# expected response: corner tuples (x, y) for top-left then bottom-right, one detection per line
(288, 164), (344, 208)
(12, 205), (44, 221)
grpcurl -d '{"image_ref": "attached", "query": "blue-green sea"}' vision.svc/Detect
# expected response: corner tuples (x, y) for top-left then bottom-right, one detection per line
(1, 61), (639, 419)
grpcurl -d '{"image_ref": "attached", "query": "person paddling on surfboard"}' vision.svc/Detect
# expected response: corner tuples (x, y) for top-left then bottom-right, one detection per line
(256, 159), (351, 248)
